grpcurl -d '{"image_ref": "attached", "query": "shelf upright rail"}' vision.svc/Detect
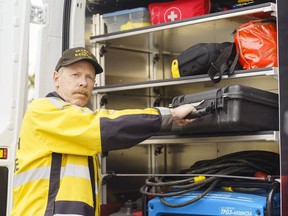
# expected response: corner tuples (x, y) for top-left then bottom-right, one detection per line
(277, 0), (288, 215)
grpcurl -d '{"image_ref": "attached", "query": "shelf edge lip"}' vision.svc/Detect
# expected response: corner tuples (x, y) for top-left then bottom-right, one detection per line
(93, 67), (277, 94)
(90, 2), (276, 44)
(139, 131), (279, 145)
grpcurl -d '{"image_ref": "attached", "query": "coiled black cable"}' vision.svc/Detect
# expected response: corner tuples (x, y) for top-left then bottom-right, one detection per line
(140, 150), (279, 208)
(159, 179), (221, 208)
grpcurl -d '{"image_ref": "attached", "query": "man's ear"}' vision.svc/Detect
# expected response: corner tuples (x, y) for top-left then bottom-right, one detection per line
(53, 71), (60, 88)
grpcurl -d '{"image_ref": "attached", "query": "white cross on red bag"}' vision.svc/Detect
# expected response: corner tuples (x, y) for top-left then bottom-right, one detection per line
(149, 0), (211, 25)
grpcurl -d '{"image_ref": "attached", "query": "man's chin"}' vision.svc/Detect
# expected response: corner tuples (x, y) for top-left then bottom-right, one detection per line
(73, 99), (88, 107)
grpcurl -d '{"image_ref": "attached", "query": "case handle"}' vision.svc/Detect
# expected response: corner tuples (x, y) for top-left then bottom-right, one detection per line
(185, 105), (215, 119)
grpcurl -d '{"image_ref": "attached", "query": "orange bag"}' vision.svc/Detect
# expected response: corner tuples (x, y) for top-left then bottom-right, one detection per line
(234, 19), (277, 70)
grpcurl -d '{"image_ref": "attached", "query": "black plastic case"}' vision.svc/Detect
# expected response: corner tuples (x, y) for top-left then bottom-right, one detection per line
(171, 85), (279, 135)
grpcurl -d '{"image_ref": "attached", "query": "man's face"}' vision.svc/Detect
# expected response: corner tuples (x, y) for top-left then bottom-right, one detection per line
(54, 60), (96, 107)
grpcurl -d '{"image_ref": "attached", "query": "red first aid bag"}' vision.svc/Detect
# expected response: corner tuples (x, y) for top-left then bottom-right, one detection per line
(234, 19), (278, 70)
(148, 0), (211, 25)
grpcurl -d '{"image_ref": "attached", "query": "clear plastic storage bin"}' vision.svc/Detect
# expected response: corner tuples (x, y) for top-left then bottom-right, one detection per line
(102, 7), (150, 33)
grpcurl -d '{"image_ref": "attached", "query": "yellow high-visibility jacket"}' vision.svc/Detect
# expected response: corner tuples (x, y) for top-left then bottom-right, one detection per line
(12, 92), (173, 216)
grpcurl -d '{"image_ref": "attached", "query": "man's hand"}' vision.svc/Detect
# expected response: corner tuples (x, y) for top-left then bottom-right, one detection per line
(170, 104), (197, 126)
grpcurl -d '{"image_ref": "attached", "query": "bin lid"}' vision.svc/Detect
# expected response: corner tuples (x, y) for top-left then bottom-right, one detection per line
(102, 7), (148, 17)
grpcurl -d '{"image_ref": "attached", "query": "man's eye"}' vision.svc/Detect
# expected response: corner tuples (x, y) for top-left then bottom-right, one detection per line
(86, 75), (95, 81)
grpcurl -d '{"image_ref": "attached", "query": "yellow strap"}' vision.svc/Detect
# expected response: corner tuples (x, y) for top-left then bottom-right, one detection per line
(238, 0), (250, 3)
(171, 59), (180, 78)
(194, 175), (206, 183)
(221, 186), (234, 192)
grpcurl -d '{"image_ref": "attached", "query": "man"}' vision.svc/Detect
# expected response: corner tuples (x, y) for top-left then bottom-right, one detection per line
(11, 47), (196, 216)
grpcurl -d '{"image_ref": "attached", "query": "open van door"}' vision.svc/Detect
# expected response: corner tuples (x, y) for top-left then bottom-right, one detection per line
(0, 0), (30, 215)
(31, 0), (86, 98)
(0, 0), (86, 214)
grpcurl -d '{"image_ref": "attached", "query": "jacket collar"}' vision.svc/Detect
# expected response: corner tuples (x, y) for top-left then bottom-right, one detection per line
(46, 91), (65, 102)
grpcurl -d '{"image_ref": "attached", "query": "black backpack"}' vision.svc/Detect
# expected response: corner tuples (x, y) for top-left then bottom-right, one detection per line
(171, 42), (241, 83)
(210, 0), (276, 13)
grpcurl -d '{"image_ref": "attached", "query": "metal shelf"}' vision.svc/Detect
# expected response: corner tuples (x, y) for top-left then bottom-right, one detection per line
(91, 3), (277, 95)
(93, 67), (277, 94)
(91, 2), (276, 49)
(140, 131), (279, 145)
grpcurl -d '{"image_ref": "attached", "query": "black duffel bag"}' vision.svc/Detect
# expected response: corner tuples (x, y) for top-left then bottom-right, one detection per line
(171, 42), (241, 83)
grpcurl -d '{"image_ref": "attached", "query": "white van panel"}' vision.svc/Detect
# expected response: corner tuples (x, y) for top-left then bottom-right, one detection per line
(0, 0), (30, 215)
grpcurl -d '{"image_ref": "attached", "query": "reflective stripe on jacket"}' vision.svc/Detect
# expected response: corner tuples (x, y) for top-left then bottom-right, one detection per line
(12, 95), (172, 215)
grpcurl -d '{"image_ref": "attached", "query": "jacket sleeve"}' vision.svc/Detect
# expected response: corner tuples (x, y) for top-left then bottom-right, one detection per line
(23, 98), (172, 155)
(98, 107), (172, 152)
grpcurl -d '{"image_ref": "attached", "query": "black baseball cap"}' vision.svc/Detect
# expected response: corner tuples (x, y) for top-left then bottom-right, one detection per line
(55, 47), (103, 74)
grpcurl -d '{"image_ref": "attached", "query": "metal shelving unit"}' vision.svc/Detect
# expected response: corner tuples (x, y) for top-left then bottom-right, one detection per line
(91, 2), (286, 213)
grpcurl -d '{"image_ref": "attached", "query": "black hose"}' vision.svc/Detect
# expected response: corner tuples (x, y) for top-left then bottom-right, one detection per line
(266, 182), (280, 216)
(141, 185), (149, 216)
(140, 151), (280, 208)
(159, 179), (220, 208)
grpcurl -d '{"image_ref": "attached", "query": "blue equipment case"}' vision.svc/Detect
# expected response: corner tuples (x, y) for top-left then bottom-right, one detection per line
(148, 190), (280, 216)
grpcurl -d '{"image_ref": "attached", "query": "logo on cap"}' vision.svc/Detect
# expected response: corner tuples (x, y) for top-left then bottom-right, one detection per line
(75, 49), (93, 59)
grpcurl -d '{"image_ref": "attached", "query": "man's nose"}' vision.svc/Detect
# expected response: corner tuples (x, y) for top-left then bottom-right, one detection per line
(79, 76), (88, 86)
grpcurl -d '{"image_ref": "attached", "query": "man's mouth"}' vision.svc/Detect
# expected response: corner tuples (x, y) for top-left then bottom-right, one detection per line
(73, 91), (88, 97)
